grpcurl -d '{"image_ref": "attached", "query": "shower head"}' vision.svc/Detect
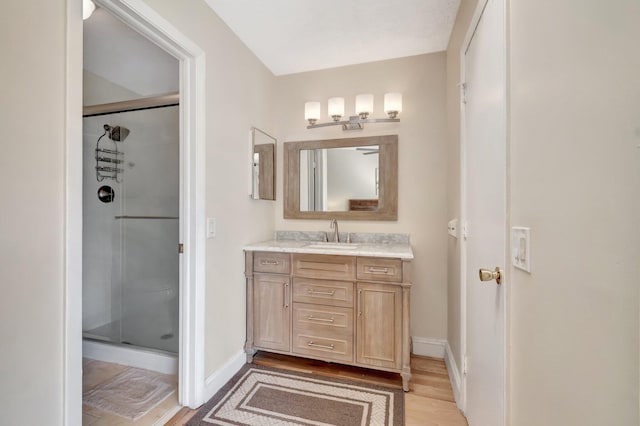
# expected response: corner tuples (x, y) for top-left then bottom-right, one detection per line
(103, 124), (130, 142)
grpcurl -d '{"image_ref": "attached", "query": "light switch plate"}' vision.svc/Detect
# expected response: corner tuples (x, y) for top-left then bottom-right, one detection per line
(511, 227), (531, 272)
(207, 218), (216, 239)
(448, 219), (458, 238)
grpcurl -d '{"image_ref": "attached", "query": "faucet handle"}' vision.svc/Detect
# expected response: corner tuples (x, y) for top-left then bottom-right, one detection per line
(323, 232), (329, 242)
(345, 233), (351, 243)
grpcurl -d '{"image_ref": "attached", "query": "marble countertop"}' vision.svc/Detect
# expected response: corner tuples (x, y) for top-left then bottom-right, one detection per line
(243, 239), (414, 260)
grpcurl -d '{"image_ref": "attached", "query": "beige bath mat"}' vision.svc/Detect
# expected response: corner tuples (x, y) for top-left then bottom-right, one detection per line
(188, 364), (404, 425)
(83, 366), (176, 420)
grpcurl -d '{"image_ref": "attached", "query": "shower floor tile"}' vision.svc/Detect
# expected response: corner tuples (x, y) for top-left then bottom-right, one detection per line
(82, 358), (179, 425)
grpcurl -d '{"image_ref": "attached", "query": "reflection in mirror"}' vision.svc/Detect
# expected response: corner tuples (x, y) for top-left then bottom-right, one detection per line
(251, 127), (276, 200)
(284, 135), (397, 221)
(300, 146), (379, 212)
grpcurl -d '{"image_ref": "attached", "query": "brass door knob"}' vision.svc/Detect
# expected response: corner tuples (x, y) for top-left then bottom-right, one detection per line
(479, 267), (502, 285)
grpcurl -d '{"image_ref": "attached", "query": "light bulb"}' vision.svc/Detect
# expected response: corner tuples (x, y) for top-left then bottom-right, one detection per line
(384, 93), (402, 119)
(355, 94), (374, 119)
(83, 0), (96, 20)
(304, 101), (320, 125)
(328, 97), (344, 121)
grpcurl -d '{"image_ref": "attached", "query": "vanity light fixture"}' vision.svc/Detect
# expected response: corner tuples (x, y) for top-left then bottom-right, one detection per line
(305, 93), (402, 131)
(83, 0), (96, 20)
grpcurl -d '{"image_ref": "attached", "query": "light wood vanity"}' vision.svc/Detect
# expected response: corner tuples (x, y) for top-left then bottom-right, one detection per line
(244, 241), (413, 391)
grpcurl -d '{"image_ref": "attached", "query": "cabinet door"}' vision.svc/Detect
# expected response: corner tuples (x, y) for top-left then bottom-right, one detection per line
(254, 273), (290, 352)
(356, 282), (402, 369)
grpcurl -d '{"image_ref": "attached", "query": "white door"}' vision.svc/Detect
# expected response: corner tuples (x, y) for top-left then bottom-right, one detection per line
(463, 0), (506, 424)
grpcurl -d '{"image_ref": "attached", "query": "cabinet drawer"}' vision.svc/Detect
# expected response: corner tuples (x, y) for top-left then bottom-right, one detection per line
(292, 305), (353, 363)
(356, 257), (402, 282)
(292, 254), (356, 281)
(292, 278), (354, 307)
(254, 252), (290, 274)
(292, 304), (353, 334)
(292, 333), (353, 363)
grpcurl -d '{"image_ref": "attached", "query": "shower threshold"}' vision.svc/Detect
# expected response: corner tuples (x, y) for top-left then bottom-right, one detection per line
(83, 318), (178, 354)
(83, 338), (178, 375)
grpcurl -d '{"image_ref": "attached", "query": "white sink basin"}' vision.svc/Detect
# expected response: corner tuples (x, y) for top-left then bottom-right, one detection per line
(305, 243), (359, 250)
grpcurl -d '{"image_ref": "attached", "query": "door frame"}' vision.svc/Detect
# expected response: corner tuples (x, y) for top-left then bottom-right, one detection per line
(64, 0), (206, 423)
(459, 0), (509, 420)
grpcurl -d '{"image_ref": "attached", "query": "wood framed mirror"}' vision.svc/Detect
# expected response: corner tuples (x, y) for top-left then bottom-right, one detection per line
(251, 127), (276, 200)
(284, 134), (398, 220)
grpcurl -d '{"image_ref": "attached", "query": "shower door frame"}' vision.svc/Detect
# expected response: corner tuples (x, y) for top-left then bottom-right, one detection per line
(65, 0), (206, 423)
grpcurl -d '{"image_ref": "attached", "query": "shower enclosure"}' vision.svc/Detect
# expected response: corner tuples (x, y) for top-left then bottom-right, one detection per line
(82, 100), (179, 354)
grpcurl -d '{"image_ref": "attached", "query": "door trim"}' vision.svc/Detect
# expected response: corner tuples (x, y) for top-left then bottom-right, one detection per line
(64, 1), (83, 424)
(64, 0), (206, 423)
(459, 0), (509, 420)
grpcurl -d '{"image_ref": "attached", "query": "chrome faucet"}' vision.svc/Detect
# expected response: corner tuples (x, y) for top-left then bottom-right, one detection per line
(330, 219), (339, 243)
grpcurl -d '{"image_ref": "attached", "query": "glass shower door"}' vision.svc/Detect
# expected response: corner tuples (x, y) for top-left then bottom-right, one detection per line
(82, 105), (180, 354)
(118, 106), (179, 353)
(119, 217), (179, 352)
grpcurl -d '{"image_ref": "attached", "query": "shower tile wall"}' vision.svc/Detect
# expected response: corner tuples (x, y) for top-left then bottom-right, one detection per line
(83, 117), (122, 338)
(82, 106), (179, 353)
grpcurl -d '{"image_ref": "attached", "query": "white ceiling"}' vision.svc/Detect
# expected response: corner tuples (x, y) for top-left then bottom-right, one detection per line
(84, 0), (460, 90)
(204, 0), (461, 76)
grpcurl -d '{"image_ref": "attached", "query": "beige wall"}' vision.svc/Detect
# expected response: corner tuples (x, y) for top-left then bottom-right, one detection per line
(274, 54), (449, 342)
(0, 0), (68, 423)
(508, 0), (639, 423)
(143, 0), (277, 375)
(445, 0), (479, 371)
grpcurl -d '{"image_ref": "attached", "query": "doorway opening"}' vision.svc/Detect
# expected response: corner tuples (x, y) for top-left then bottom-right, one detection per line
(66, 0), (206, 423)
(82, 6), (181, 422)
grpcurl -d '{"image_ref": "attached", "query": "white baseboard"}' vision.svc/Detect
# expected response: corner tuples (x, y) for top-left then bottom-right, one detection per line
(411, 336), (446, 358)
(83, 339), (178, 375)
(444, 342), (463, 409)
(203, 350), (246, 403)
(153, 404), (182, 426)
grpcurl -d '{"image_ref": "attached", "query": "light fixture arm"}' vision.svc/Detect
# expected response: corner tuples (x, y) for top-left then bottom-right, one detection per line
(307, 115), (400, 131)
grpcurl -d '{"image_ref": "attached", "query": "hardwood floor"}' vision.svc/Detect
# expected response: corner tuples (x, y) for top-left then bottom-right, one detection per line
(167, 352), (467, 425)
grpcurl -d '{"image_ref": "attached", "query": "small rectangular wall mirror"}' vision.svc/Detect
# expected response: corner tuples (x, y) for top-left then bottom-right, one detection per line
(284, 135), (398, 220)
(251, 127), (276, 200)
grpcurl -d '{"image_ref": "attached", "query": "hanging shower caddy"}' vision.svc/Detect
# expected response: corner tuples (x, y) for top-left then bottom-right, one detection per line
(95, 124), (128, 182)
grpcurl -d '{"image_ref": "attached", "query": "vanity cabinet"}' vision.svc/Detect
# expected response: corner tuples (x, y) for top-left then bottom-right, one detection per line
(245, 249), (412, 391)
